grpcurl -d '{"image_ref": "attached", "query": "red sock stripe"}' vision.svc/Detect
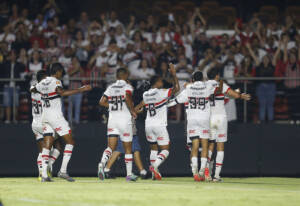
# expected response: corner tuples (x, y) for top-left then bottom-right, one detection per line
(42, 155), (50, 158)
(105, 150), (112, 155)
(37, 161), (42, 164)
(216, 163), (223, 166)
(64, 150), (72, 154)
(150, 160), (155, 162)
(50, 156), (56, 160)
(159, 153), (166, 159)
(125, 158), (133, 162)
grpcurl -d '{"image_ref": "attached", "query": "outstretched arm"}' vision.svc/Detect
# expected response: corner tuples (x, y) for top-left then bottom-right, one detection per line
(56, 85), (92, 97)
(134, 101), (145, 114)
(169, 63), (180, 96)
(227, 89), (251, 100)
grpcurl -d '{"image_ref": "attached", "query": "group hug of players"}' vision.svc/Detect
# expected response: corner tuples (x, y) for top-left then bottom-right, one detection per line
(30, 62), (250, 182)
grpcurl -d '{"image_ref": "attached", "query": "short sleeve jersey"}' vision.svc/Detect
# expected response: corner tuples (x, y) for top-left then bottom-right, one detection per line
(35, 76), (63, 112)
(103, 80), (134, 122)
(143, 88), (172, 127)
(176, 81), (215, 120)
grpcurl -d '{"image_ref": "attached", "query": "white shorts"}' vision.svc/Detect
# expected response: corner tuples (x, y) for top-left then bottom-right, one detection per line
(107, 120), (133, 142)
(145, 126), (170, 146)
(42, 111), (71, 137)
(186, 118), (210, 144)
(32, 120), (43, 141)
(210, 115), (228, 143)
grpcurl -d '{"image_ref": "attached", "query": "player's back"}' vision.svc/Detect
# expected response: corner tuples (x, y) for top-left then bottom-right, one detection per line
(143, 88), (172, 127)
(31, 85), (43, 122)
(36, 76), (63, 113)
(184, 81), (214, 120)
(207, 80), (230, 116)
(104, 80), (133, 122)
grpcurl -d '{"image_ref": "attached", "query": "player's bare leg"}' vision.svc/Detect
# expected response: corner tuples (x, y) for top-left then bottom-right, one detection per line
(123, 141), (138, 181)
(150, 144), (169, 180)
(133, 151), (148, 179)
(199, 138), (209, 181)
(104, 151), (120, 179)
(205, 141), (215, 181)
(213, 142), (224, 182)
(58, 133), (75, 182)
(98, 136), (118, 180)
(41, 135), (54, 182)
(48, 138), (63, 178)
(190, 138), (201, 181)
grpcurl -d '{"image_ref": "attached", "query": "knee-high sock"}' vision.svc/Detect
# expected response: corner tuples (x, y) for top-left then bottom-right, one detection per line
(37, 153), (42, 174)
(60, 144), (74, 173)
(153, 150), (169, 168)
(191, 157), (198, 175)
(215, 151), (224, 178)
(199, 158), (207, 174)
(206, 150), (212, 168)
(49, 148), (60, 167)
(41, 149), (50, 178)
(150, 150), (158, 166)
(125, 154), (133, 176)
(100, 147), (112, 166)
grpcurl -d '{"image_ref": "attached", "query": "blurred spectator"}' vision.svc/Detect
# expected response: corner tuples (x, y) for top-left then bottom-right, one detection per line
(28, 51), (43, 85)
(2, 50), (25, 123)
(67, 57), (84, 124)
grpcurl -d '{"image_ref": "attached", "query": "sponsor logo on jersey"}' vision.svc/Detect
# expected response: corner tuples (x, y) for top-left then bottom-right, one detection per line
(123, 133), (130, 137)
(157, 137), (164, 140)
(55, 127), (62, 132)
(189, 129), (196, 134)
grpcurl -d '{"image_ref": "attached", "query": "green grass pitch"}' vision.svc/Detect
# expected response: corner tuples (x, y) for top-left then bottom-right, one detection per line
(0, 177), (300, 206)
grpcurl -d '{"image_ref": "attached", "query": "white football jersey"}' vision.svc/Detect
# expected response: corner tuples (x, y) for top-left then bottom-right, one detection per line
(104, 80), (134, 123)
(31, 85), (43, 122)
(143, 88), (172, 127)
(176, 81), (215, 120)
(207, 80), (231, 116)
(35, 76), (63, 112)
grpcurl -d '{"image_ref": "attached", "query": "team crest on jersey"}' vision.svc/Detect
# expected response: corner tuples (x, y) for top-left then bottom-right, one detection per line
(55, 127), (62, 132)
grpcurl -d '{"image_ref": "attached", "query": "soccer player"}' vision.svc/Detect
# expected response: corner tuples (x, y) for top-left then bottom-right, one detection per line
(135, 63), (180, 180)
(207, 68), (251, 182)
(98, 68), (138, 181)
(33, 63), (91, 182)
(168, 71), (222, 181)
(31, 70), (62, 181)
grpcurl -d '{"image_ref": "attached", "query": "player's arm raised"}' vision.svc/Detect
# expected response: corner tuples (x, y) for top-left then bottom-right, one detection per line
(214, 79), (223, 95)
(169, 63), (180, 96)
(134, 101), (145, 114)
(125, 90), (137, 119)
(56, 85), (92, 97)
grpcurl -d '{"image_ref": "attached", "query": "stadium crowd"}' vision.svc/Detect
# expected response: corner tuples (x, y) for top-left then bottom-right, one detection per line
(0, 0), (300, 123)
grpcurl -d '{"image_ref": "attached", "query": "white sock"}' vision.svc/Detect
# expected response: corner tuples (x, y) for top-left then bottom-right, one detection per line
(60, 144), (74, 173)
(206, 150), (212, 168)
(104, 168), (110, 172)
(49, 148), (60, 167)
(140, 169), (147, 176)
(37, 153), (42, 174)
(191, 157), (198, 175)
(150, 150), (158, 166)
(153, 150), (169, 168)
(215, 151), (224, 178)
(125, 154), (133, 176)
(100, 147), (112, 166)
(41, 149), (50, 178)
(199, 157), (207, 174)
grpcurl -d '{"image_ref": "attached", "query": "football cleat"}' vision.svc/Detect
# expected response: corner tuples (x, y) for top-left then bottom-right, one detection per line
(213, 177), (223, 182)
(193, 174), (201, 182)
(204, 168), (212, 181)
(140, 172), (150, 180)
(98, 163), (105, 181)
(149, 166), (162, 180)
(57, 171), (75, 182)
(47, 165), (53, 178)
(126, 174), (138, 182)
(199, 169), (205, 181)
(41, 177), (53, 182)
(38, 174), (42, 182)
(104, 171), (115, 179)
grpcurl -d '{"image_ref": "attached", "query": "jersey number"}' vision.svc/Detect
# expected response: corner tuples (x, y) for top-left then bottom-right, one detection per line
(43, 99), (50, 108)
(111, 96), (123, 111)
(148, 103), (156, 117)
(33, 102), (42, 114)
(189, 97), (206, 110)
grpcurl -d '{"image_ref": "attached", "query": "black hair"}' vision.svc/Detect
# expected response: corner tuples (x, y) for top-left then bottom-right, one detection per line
(109, 38), (117, 45)
(116, 68), (128, 78)
(37, 70), (47, 82)
(50, 62), (64, 75)
(207, 67), (220, 80)
(192, 71), (203, 81)
(150, 75), (161, 86)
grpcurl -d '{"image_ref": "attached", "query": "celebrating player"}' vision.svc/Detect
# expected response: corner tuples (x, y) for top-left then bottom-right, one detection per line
(135, 63), (180, 180)
(207, 68), (251, 182)
(168, 71), (222, 181)
(33, 63), (91, 182)
(98, 68), (138, 181)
